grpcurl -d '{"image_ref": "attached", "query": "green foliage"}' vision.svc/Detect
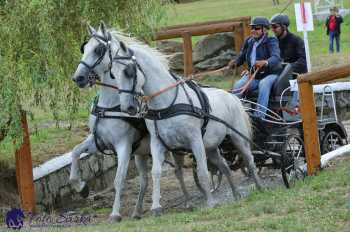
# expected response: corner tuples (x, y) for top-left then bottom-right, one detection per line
(0, 0), (169, 147)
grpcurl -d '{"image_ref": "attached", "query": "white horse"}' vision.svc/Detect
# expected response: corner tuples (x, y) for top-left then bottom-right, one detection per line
(70, 23), (192, 222)
(103, 26), (264, 214)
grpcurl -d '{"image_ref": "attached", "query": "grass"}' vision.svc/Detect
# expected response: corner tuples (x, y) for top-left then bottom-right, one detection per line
(166, 0), (350, 57)
(0, 92), (95, 168)
(10, 156), (350, 231)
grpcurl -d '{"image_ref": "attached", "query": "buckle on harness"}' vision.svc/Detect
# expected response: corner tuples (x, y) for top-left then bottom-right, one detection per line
(193, 108), (204, 118)
(98, 110), (106, 118)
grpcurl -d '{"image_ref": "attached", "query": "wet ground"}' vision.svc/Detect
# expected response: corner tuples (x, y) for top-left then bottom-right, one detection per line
(64, 160), (285, 222)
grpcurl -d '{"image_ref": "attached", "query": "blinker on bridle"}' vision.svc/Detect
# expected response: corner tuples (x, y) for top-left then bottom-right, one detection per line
(79, 32), (115, 81)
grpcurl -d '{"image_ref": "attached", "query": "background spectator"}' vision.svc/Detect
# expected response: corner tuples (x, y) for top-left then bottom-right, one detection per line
(326, 6), (343, 53)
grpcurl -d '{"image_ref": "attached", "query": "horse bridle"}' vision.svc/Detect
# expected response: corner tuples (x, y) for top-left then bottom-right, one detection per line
(79, 32), (145, 98)
(79, 32), (116, 86)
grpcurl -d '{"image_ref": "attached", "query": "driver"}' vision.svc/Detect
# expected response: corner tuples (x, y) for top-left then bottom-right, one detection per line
(229, 16), (282, 118)
(270, 14), (307, 74)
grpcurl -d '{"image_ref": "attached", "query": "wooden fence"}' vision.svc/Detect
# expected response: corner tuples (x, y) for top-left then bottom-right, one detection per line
(153, 16), (251, 77)
(298, 63), (350, 175)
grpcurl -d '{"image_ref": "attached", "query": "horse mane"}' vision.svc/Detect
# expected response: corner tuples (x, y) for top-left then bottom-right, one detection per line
(109, 29), (170, 69)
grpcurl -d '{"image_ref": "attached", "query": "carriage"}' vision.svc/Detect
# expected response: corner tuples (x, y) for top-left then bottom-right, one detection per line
(206, 63), (348, 189)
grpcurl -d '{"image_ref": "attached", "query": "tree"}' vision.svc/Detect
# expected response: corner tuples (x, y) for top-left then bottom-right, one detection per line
(0, 0), (169, 146)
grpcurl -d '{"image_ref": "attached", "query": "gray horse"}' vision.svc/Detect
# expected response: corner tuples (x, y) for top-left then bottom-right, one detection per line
(98, 26), (264, 214)
(70, 23), (192, 222)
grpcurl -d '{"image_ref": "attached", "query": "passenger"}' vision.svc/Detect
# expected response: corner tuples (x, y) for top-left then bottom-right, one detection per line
(229, 16), (282, 118)
(270, 14), (307, 74)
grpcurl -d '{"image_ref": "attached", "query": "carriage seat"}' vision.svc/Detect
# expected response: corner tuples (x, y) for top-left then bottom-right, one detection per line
(245, 63), (294, 99)
(271, 63), (294, 97)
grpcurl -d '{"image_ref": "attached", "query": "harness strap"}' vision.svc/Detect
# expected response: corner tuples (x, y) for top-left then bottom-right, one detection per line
(154, 119), (172, 151)
(91, 102), (147, 155)
(145, 104), (205, 120)
(142, 79), (185, 102)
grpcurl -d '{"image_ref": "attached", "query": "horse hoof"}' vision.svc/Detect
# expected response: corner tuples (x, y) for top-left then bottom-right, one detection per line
(151, 207), (163, 217)
(109, 215), (122, 223)
(79, 184), (90, 198)
(132, 214), (142, 220)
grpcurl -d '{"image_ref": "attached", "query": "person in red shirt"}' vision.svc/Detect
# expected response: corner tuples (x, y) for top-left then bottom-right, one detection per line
(326, 6), (343, 53)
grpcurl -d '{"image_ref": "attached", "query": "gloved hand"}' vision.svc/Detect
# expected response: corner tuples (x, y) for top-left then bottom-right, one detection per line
(240, 70), (249, 77)
(255, 60), (268, 69)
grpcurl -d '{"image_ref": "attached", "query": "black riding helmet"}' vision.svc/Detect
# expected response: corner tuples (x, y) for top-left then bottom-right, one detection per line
(270, 14), (290, 27)
(250, 16), (270, 29)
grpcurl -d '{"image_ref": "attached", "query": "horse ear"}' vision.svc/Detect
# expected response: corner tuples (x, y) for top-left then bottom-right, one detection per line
(107, 32), (112, 41)
(99, 21), (107, 37)
(120, 41), (127, 53)
(87, 24), (96, 35)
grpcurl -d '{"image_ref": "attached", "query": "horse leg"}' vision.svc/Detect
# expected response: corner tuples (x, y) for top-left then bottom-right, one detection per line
(131, 154), (149, 220)
(69, 134), (97, 198)
(230, 136), (264, 190)
(191, 140), (216, 208)
(207, 148), (241, 199)
(109, 142), (132, 223)
(172, 152), (192, 209)
(150, 138), (166, 216)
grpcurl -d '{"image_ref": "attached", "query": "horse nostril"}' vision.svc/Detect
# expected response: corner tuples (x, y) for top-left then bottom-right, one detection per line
(73, 76), (85, 83)
(127, 106), (137, 115)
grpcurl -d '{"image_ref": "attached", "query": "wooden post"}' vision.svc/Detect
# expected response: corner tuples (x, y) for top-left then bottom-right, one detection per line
(242, 18), (251, 39)
(15, 110), (36, 213)
(182, 31), (193, 77)
(233, 23), (244, 55)
(298, 82), (321, 175)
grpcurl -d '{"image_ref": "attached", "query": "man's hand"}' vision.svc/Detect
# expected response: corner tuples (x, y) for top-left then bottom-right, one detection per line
(240, 70), (249, 77)
(228, 60), (236, 69)
(255, 60), (268, 69)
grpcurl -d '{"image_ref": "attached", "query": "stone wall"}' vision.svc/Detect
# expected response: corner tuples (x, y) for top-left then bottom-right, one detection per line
(33, 152), (136, 212)
(157, 32), (237, 74)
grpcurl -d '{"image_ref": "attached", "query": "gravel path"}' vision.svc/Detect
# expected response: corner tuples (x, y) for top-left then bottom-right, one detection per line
(66, 161), (285, 221)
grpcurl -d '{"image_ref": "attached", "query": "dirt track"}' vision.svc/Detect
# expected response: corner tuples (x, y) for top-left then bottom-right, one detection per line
(62, 160), (284, 221)
(64, 120), (350, 221)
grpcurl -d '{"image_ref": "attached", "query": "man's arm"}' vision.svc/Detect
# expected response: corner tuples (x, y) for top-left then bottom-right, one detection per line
(338, 15), (343, 24)
(234, 37), (249, 67)
(291, 37), (307, 73)
(266, 37), (281, 68)
(325, 16), (329, 27)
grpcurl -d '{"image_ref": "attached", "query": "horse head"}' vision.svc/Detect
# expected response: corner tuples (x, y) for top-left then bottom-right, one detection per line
(72, 21), (115, 88)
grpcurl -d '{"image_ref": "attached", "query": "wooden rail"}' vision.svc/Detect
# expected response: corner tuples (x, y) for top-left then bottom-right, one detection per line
(297, 63), (350, 175)
(153, 17), (251, 77)
(154, 22), (241, 40)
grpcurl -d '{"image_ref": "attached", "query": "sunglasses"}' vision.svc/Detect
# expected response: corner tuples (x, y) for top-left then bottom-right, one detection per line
(251, 26), (263, 31)
(271, 24), (281, 29)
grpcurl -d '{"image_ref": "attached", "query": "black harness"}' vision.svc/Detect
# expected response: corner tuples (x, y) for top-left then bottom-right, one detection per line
(144, 73), (211, 152)
(91, 97), (148, 155)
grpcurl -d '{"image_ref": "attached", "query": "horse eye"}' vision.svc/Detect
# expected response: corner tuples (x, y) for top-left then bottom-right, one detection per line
(124, 64), (136, 79)
(94, 44), (106, 57)
(80, 41), (88, 54)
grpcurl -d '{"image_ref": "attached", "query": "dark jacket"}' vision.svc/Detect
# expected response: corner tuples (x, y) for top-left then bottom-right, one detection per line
(235, 34), (282, 79)
(326, 15), (343, 36)
(278, 31), (307, 74)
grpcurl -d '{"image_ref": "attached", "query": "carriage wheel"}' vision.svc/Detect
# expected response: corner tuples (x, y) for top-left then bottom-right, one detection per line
(281, 133), (306, 188)
(321, 130), (346, 154)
